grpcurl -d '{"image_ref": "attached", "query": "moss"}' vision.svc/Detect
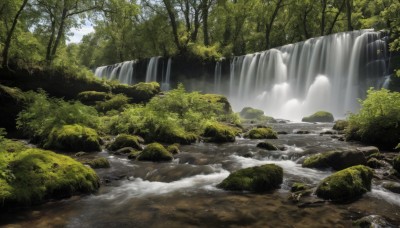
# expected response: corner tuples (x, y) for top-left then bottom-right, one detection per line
(137, 143), (173, 162)
(201, 94), (232, 114)
(291, 182), (309, 192)
(107, 134), (142, 151)
(302, 150), (366, 171)
(0, 85), (27, 132)
(95, 94), (130, 112)
(256, 142), (278, 151)
(111, 82), (160, 103)
(86, 157), (110, 169)
(217, 164), (283, 192)
(44, 124), (101, 152)
(244, 127), (278, 139)
(128, 150), (141, 159)
(239, 107), (264, 119)
(302, 111), (334, 123)
(149, 127), (198, 145)
(366, 158), (385, 169)
(332, 120), (348, 131)
(393, 155), (400, 173)
(0, 148), (99, 208)
(77, 91), (110, 105)
(167, 143), (180, 155)
(316, 165), (373, 202)
(202, 122), (239, 143)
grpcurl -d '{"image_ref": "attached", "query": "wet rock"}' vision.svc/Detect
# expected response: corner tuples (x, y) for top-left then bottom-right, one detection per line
(367, 153), (384, 160)
(242, 152), (254, 158)
(393, 155), (400, 173)
(302, 150), (367, 171)
(107, 134), (142, 151)
(319, 131), (334, 136)
(353, 215), (394, 228)
(316, 165), (373, 202)
(256, 142), (278, 151)
(382, 182), (400, 194)
(167, 143), (180, 154)
(217, 164), (283, 192)
(277, 131), (288, 135)
(278, 145), (288, 151)
(128, 150), (141, 160)
(137, 143), (173, 162)
(86, 157), (110, 169)
(291, 182), (310, 192)
(302, 111), (334, 123)
(115, 147), (135, 155)
(357, 146), (380, 157)
(244, 127), (278, 139)
(367, 158), (385, 169)
(75, 151), (87, 157)
(295, 130), (310, 134)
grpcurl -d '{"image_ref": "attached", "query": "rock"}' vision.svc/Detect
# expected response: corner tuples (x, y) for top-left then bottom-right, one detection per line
(75, 152), (87, 157)
(291, 182), (310, 192)
(128, 150), (141, 160)
(302, 150), (367, 171)
(295, 130), (310, 134)
(239, 107), (264, 119)
(353, 215), (393, 228)
(302, 111), (334, 123)
(357, 146), (380, 157)
(201, 94), (233, 114)
(332, 120), (348, 131)
(86, 157), (110, 169)
(382, 182), (400, 194)
(244, 127), (278, 139)
(316, 165), (373, 202)
(367, 153), (384, 160)
(319, 131), (334, 135)
(107, 134), (142, 151)
(217, 164), (283, 192)
(166, 143), (180, 154)
(242, 152), (254, 158)
(44, 124), (101, 152)
(111, 82), (160, 103)
(137, 143), (173, 162)
(367, 158), (385, 169)
(202, 122), (239, 143)
(277, 131), (288, 135)
(256, 142), (278, 151)
(115, 147), (135, 155)
(393, 155), (400, 173)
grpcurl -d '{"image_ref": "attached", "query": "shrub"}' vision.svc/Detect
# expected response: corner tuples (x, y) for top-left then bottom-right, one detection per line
(302, 111), (334, 123)
(345, 88), (400, 149)
(111, 82), (160, 103)
(77, 91), (110, 105)
(333, 120), (349, 131)
(95, 94), (130, 112)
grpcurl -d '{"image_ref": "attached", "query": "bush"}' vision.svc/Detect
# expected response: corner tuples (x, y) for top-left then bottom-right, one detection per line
(77, 91), (110, 105)
(302, 111), (334, 123)
(316, 165), (373, 202)
(107, 134), (142, 151)
(244, 127), (278, 139)
(345, 88), (400, 149)
(44, 124), (101, 152)
(111, 82), (160, 103)
(16, 91), (99, 145)
(217, 164), (283, 192)
(95, 94), (130, 112)
(137, 143), (173, 162)
(333, 120), (349, 131)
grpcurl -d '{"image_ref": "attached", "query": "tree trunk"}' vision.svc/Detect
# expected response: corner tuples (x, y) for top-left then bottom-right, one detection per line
(46, 19), (56, 63)
(1, 0), (29, 69)
(265, 0), (284, 49)
(327, 0), (346, 34)
(346, 0), (353, 31)
(50, 8), (68, 62)
(202, 0), (210, 46)
(163, 0), (182, 51)
(302, 8), (310, 39)
(320, 0), (327, 36)
(190, 8), (200, 42)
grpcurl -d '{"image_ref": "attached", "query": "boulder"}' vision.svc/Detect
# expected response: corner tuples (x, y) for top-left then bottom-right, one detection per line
(44, 124), (101, 152)
(302, 111), (334, 123)
(393, 155), (400, 173)
(382, 182), (400, 194)
(353, 215), (393, 228)
(115, 147), (135, 155)
(244, 127), (278, 139)
(357, 146), (380, 157)
(107, 134), (142, 151)
(302, 150), (367, 171)
(137, 143), (173, 162)
(217, 164), (283, 192)
(291, 182), (310, 192)
(332, 120), (348, 131)
(366, 158), (385, 169)
(128, 150), (141, 159)
(166, 144), (180, 155)
(316, 165), (373, 202)
(202, 122), (238, 143)
(86, 157), (110, 169)
(239, 107), (264, 119)
(256, 142), (278, 151)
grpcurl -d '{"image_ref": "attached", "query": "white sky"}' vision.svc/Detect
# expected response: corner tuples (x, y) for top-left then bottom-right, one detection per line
(67, 22), (94, 44)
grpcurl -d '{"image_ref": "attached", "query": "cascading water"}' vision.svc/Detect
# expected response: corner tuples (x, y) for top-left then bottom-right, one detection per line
(94, 60), (136, 84)
(145, 56), (161, 82)
(214, 61), (222, 93)
(161, 58), (172, 91)
(226, 29), (388, 120)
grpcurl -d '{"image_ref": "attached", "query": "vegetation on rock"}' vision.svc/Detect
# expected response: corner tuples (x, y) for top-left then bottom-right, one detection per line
(217, 164), (283, 192)
(244, 126), (278, 139)
(107, 134), (142, 151)
(166, 144), (180, 155)
(86, 157), (111, 169)
(202, 122), (239, 143)
(256, 142), (278, 151)
(332, 120), (349, 131)
(316, 165), (373, 202)
(302, 111), (334, 123)
(95, 94), (130, 113)
(137, 143), (173, 162)
(302, 150), (366, 171)
(77, 91), (110, 105)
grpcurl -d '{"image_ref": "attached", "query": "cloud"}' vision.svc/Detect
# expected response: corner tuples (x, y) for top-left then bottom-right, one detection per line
(67, 24), (94, 44)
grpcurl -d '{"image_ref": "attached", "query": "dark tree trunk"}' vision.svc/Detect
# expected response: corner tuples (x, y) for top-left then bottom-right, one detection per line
(46, 19), (56, 63)
(346, 0), (353, 31)
(50, 8), (68, 62)
(327, 0), (346, 34)
(320, 0), (327, 36)
(265, 0), (284, 49)
(163, 0), (182, 51)
(202, 0), (210, 46)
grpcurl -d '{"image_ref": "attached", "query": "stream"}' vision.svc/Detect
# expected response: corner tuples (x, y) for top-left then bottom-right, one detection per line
(1, 122), (400, 227)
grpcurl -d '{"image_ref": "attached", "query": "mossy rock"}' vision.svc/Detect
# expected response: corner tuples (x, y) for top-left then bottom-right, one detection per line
(167, 144), (180, 155)
(128, 150), (141, 159)
(393, 155), (400, 173)
(256, 142), (278, 151)
(366, 158), (385, 169)
(382, 182), (400, 194)
(244, 127), (278, 139)
(86, 157), (110, 169)
(107, 134), (142, 151)
(95, 94), (130, 112)
(302, 150), (366, 171)
(112, 82), (160, 103)
(45, 124), (101, 152)
(137, 143), (173, 162)
(332, 120), (348, 131)
(217, 164), (283, 192)
(148, 128), (198, 145)
(202, 122), (239, 143)
(77, 91), (110, 105)
(0, 148), (99, 208)
(316, 165), (373, 202)
(302, 111), (334, 123)
(239, 107), (264, 119)
(291, 182), (310, 192)
(201, 94), (233, 114)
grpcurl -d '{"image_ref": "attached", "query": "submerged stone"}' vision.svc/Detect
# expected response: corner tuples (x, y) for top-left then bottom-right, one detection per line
(316, 165), (373, 202)
(217, 164), (283, 192)
(302, 111), (334, 123)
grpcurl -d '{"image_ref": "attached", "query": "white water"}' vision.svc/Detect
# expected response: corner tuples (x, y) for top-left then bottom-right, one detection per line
(145, 56), (161, 82)
(94, 60), (136, 84)
(161, 58), (172, 91)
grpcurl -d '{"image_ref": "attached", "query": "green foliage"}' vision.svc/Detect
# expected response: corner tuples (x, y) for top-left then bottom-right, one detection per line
(0, 128), (6, 142)
(16, 91), (100, 144)
(137, 142), (173, 162)
(166, 143), (180, 155)
(291, 183), (308, 192)
(217, 164), (283, 192)
(332, 120), (349, 131)
(345, 88), (400, 149)
(0, 142), (99, 207)
(111, 82), (160, 103)
(44, 124), (101, 152)
(86, 157), (110, 169)
(244, 127), (278, 139)
(187, 43), (222, 61)
(107, 134), (142, 151)
(316, 165), (373, 202)
(95, 94), (130, 113)
(302, 111), (334, 123)
(77, 91), (111, 105)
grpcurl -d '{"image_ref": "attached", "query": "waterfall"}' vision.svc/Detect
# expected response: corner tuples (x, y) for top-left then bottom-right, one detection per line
(94, 60), (136, 85)
(214, 61), (222, 93)
(226, 29), (388, 120)
(145, 56), (161, 82)
(161, 58), (172, 91)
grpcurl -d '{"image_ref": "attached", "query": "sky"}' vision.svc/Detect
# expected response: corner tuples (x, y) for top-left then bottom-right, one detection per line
(67, 22), (94, 44)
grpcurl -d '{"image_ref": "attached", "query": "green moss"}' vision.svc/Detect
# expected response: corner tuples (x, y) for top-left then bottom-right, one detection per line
(316, 165), (373, 202)
(393, 155), (400, 173)
(149, 127), (198, 145)
(256, 142), (278, 151)
(107, 134), (142, 151)
(332, 120), (348, 131)
(202, 122), (239, 143)
(111, 82), (160, 103)
(128, 150), (141, 159)
(86, 157), (110, 169)
(137, 143), (173, 162)
(302, 111), (334, 123)
(302, 150), (366, 170)
(366, 158), (384, 169)
(244, 127), (278, 139)
(201, 94), (233, 114)
(240, 107), (264, 119)
(167, 144), (180, 155)
(44, 124), (101, 152)
(77, 91), (110, 105)
(95, 94), (130, 112)
(0, 148), (99, 207)
(217, 164), (283, 192)
(291, 182), (309, 192)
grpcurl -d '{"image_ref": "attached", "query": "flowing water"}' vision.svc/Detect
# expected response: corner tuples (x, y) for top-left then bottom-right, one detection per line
(2, 123), (400, 227)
